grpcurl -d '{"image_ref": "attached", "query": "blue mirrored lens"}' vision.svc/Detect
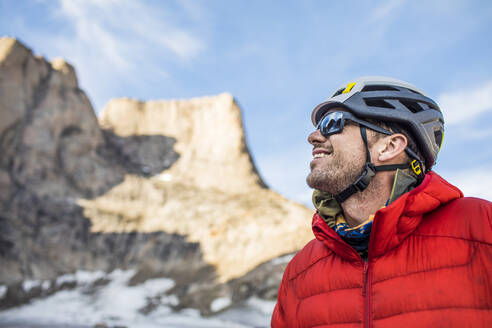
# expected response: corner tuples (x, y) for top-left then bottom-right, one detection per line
(318, 111), (345, 137)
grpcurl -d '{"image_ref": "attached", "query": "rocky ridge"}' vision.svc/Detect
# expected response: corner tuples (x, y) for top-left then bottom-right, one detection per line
(0, 37), (313, 316)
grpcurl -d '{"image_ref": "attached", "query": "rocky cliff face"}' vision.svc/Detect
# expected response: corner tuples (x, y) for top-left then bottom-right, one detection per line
(91, 95), (312, 282)
(0, 37), (313, 314)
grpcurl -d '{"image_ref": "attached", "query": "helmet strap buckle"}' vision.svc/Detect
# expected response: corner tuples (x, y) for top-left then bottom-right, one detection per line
(410, 159), (425, 182)
(354, 163), (376, 192)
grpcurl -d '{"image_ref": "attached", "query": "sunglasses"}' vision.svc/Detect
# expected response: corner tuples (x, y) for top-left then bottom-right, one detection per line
(316, 110), (425, 177)
(316, 111), (393, 137)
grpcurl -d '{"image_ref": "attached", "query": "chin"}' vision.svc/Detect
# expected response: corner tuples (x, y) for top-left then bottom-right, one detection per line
(307, 169), (348, 195)
(307, 173), (331, 192)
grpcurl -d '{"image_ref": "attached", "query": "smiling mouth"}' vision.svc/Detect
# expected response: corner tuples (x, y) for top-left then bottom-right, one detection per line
(312, 148), (333, 160)
(313, 153), (330, 159)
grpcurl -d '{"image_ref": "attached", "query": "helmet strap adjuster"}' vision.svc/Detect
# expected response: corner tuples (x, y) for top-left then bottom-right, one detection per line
(354, 163), (376, 192)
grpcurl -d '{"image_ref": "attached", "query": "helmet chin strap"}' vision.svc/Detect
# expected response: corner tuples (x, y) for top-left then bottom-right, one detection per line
(334, 126), (408, 204)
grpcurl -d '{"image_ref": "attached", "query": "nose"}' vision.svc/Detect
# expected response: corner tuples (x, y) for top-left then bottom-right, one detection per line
(308, 129), (327, 145)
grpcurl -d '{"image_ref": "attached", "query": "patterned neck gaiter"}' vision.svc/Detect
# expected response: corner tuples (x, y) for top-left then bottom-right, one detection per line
(333, 213), (373, 255)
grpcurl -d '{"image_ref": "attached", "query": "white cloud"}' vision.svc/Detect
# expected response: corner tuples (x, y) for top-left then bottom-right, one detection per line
(369, 0), (406, 23)
(44, 0), (206, 110)
(446, 124), (492, 141)
(443, 168), (492, 200)
(438, 80), (492, 125)
(58, 0), (204, 62)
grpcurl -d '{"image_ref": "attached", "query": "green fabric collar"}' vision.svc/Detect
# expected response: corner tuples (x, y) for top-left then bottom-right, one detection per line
(312, 190), (342, 228)
(313, 169), (418, 227)
(387, 169), (418, 205)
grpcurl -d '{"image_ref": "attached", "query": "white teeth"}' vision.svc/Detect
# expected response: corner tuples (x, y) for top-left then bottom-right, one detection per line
(313, 153), (329, 158)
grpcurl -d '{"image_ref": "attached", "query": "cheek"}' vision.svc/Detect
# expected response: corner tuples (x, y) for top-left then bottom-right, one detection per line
(334, 135), (363, 153)
(333, 136), (366, 164)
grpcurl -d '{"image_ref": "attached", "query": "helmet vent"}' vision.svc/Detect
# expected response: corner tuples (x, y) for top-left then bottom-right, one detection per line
(364, 98), (395, 109)
(400, 100), (424, 113)
(361, 85), (399, 92)
(434, 130), (443, 148)
(332, 88), (345, 97)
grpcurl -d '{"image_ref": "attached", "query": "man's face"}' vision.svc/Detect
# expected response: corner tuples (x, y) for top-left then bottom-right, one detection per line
(306, 110), (366, 195)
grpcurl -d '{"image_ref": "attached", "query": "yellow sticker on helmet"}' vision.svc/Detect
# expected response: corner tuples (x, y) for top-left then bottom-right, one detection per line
(342, 82), (356, 94)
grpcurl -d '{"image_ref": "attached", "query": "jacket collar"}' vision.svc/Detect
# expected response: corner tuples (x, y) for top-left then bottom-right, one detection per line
(312, 171), (463, 261)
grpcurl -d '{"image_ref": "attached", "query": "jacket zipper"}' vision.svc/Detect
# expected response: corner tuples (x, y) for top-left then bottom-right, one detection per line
(362, 261), (371, 328)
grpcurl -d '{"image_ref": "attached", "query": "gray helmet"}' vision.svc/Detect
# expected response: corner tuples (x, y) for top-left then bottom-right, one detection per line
(311, 76), (444, 169)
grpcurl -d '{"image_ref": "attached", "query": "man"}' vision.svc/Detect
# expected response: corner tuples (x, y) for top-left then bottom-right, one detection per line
(271, 76), (492, 327)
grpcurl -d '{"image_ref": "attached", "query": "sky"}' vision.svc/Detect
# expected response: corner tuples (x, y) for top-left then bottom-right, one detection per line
(1, 0), (492, 206)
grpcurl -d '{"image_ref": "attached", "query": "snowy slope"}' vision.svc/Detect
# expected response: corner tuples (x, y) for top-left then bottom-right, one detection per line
(0, 270), (274, 328)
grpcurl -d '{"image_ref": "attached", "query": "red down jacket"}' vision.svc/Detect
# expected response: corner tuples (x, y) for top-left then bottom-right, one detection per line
(271, 172), (492, 327)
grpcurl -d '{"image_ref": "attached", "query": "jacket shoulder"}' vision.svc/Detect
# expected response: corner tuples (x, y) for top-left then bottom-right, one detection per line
(416, 196), (492, 245)
(283, 238), (333, 281)
(437, 196), (492, 219)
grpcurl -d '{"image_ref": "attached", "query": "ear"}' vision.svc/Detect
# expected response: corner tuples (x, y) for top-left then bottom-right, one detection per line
(376, 133), (408, 162)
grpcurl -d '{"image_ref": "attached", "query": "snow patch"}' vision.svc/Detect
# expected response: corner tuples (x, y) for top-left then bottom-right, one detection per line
(0, 285), (7, 299)
(74, 270), (106, 284)
(161, 294), (179, 306)
(178, 308), (201, 317)
(247, 297), (276, 315)
(41, 281), (51, 290)
(22, 280), (41, 292)
(55, 273), (76, 287)
(141, 277), (175, 294)
(159, 173), (173, 182)
(216, 297), (274, 327)
(271, 254), (294, 265)
(210, 296), (232, 312)
(55, 270), (106, 288)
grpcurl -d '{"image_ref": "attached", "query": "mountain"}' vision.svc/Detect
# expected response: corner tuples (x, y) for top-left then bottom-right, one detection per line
(0, 37), (313, 319)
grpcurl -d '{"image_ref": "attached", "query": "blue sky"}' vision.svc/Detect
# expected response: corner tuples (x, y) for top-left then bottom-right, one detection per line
(2, 0), (492, 205)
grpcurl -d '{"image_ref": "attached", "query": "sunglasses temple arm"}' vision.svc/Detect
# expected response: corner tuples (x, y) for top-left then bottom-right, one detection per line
(352, 118), (393, 136)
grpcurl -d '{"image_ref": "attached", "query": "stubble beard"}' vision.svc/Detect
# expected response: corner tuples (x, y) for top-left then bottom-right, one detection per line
(306, 151), (365, 195)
